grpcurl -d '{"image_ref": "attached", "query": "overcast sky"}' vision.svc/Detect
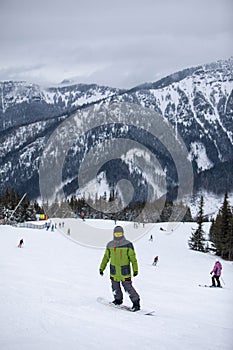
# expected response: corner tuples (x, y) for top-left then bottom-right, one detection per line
(0, 0), (232, 88)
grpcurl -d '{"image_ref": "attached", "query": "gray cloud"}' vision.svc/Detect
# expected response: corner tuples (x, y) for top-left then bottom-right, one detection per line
(0, 0), (232, 88)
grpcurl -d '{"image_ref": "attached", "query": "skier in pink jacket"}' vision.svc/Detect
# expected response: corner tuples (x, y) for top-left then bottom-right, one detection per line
(210, 260), (222, 287)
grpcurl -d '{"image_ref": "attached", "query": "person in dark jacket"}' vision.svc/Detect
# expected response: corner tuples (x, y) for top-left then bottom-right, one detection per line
(210, 260), (222, 287)
(152, 256), (159, 266)
(99, 225), (140, 311)
(18, 239), (24, 248)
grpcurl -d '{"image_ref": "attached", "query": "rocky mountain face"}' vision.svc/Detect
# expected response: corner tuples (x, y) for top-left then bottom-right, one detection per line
(112, 58), (233, 195)
(0, 58), (232, 210)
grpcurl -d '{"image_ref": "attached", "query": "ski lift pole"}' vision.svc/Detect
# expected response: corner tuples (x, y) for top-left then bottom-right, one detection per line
(9, 193), (27, 220)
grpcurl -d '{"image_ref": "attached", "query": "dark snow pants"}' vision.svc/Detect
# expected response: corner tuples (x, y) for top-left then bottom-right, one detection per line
(212, 275), (221, 287)
(111, 279), (140, 303)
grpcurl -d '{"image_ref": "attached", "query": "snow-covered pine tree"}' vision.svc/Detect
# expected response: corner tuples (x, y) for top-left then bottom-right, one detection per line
(188, 196), (205, 252)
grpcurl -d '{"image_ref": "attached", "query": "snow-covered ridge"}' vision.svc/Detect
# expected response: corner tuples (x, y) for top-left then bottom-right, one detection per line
(0, 81), (43, 112)
(0, 80), (120, 112)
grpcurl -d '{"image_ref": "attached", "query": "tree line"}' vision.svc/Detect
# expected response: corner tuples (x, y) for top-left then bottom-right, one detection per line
(189, 192), (233, 261)
(0, 188), (44, 223)
(0, 187), (192, 224)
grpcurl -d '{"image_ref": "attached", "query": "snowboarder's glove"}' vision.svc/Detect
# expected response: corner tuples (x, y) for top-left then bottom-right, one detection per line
(133, 272), (138, 277)
(100, 270), (104, 276)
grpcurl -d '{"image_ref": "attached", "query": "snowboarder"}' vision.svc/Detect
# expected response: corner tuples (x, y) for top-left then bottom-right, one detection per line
(18, 238), (24, 248)
(99, 225), (140, 311)
(152, 256), (159, 266)
(210, 260), (222, 287)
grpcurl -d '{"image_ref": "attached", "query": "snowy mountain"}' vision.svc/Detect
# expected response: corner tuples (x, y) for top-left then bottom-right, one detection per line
(0, 58), (232, 210)
(114, 58), (233, 173)
(1, 220), (233, 350)
(0, 81), (121, 130)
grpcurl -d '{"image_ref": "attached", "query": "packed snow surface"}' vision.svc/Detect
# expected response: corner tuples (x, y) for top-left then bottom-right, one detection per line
(0, 220), (232, 350)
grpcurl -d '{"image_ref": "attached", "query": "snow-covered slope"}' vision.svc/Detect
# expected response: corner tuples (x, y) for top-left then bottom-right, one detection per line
(0, 220), (232, 350)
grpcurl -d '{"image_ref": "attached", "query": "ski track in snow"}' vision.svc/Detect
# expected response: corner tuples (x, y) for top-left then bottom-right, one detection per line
(0, 220), (232, 350)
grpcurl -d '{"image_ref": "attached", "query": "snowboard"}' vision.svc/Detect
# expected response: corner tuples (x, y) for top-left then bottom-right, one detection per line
(97, 297), (155, 316)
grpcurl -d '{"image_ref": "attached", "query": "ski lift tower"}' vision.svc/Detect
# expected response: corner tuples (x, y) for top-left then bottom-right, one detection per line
(8, 193), (27, 223)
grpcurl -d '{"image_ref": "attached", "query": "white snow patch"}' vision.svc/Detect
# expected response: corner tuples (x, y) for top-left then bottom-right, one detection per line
(188, 142), (213, 172)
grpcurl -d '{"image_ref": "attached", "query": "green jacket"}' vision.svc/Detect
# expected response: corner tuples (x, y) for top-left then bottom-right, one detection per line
(99, 237), (138, 281)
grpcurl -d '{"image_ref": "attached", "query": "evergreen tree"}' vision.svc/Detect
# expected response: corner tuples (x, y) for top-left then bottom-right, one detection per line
(183, 207), (193, 222)
(109, 189), (115, 202)
(5, 187), (11, 208)
(47, 197), (60, 218)
(11, 188), (17, 210)
(189, 196), (206, 252)
(209, 192), (233, 260)
(33, 200), (44, 214)
(220, 192), (233, 260)
(0, 192), (4, 221)
(160, 201), (173, 221)
(60, 199), (73, 218)
(17, 194), (36, 222)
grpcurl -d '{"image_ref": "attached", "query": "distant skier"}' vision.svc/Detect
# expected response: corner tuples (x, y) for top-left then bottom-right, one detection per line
(149, 234), (153, 242)
(152, 256), (159, 266)
(210, 260), (222, 287)
(99, 225), (140, 311)
(81, 212), (85, 221)
(18, 239), (24, 248)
